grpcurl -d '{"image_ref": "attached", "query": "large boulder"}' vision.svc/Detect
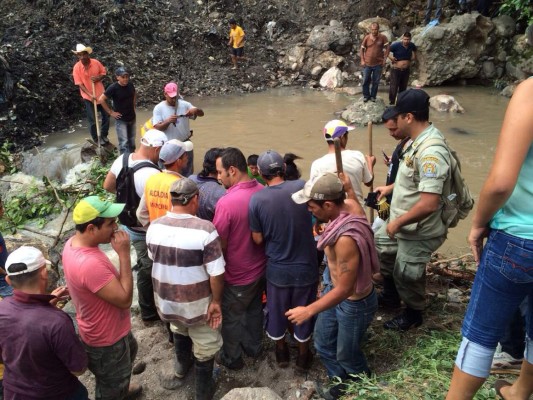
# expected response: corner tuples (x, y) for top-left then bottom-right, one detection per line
(320, 67), (343, 88)
(357, 17), (393, 42)
(492, 15), (516, 38)
(412, 13), (495, 85)
(281, 45), (306, 71)
(341, 97), (387, 126)
(306, 21), (353, 55)
(429, 94), (465, 113)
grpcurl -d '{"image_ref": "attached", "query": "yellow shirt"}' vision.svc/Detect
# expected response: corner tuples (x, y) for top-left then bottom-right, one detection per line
(229, 26), (245, 49)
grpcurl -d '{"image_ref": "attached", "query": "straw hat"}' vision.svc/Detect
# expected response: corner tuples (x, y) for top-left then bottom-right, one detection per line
(72, 43), (93, 54)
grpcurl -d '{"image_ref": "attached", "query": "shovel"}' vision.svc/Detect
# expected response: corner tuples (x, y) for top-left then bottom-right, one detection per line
(91, 80), (102, 151)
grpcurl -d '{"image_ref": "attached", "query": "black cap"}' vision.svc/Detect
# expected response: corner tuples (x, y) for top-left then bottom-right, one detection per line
(115, 66), (129, 76)
(383, 89), (430, 119)
(229, 18), (236, 24)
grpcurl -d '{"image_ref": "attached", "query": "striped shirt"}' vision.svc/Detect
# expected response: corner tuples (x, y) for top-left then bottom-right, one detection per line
(146, 212), (225, 326)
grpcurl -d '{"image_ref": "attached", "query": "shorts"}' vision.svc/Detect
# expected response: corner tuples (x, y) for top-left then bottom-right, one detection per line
(265, 281), (317, 342)
(232, 47), (244, 57)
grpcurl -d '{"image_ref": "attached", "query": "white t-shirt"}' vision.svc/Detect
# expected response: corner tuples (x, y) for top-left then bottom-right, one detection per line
(152, 99), (194, 141)
(310, 150), (372, 206)
(110, 154), (160, 197)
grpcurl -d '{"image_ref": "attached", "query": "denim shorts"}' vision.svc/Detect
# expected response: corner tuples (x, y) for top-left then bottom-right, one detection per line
(462, 229), (533, 349)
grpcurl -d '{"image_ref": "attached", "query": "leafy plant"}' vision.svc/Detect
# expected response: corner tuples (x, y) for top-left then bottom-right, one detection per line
(498, 0), (533, 25)
(0, 141), (18, 174)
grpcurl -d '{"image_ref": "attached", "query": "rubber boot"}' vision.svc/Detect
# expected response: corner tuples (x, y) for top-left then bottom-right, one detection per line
(378, 277), (401, 309)
(195, 358), (216, 400)
(173, 333), (193, 378)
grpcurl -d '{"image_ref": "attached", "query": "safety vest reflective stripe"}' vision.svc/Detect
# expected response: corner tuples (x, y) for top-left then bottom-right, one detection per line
(144, 172), (181, 222)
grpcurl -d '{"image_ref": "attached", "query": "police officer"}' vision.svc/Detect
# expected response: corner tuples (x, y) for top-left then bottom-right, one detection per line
(374, 89), (451, 331)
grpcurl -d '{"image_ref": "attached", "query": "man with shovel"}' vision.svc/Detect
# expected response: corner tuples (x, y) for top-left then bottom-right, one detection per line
(72, 43), (110, 145)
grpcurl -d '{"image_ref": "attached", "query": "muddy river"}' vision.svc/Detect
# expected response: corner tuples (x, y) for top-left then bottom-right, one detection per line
(32, 85), (509, 256)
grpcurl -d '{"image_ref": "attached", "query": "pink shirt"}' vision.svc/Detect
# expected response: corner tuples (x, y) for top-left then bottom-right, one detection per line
(213, 180), (266, 285)
(62, 237), (131, 347)
(72, 58), (106, 101)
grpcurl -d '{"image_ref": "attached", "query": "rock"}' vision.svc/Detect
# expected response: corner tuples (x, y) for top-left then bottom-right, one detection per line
(305, 24), (353, 55)
(429, 95), (465, 113)
(341, 97), (387, 126)
(221, 387), (283, 400)
(413, 13), (494, 86)
(447, 288), (462, 303)
(500, 84), (515, 97)
(505, 60), (527, 80)
(311, 66), (323, 77)
(481, 60), (496, 79)
(319, 67), (343, 88)
(282, 46), (306, 71)
(492, 15), (516, 38)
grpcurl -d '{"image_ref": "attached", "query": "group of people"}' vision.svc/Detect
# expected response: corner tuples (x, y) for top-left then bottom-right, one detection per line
(0, 25), (532, 400)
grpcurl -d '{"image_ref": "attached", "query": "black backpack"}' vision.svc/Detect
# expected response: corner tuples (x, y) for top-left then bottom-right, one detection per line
(115, 153), (160, 227)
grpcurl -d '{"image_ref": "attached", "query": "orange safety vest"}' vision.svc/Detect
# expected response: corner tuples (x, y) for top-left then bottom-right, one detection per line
(144, 171), (181, 222)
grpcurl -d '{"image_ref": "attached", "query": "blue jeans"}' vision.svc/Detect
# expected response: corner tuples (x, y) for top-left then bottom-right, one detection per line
(115, 119), (136, 154)
(83, 100), (110, 142)
(425, 0), (442, 23)
(462, 230), (533, 350)
(362, 65), (383, 100)
(314, 285), (378, 379)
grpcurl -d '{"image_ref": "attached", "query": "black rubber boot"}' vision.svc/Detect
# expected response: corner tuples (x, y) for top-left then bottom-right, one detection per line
(378, 277), (401, 309)
(173, 333), (193, 378)
(383, 307), (423, 331)
(195, 358), (216, 400)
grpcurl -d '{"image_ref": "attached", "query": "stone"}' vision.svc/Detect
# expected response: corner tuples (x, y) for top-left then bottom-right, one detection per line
(341, 97), (387, 126)
(492, 15), (516, 38)
(447, 288), (462, 303)
(319, 67), (343, 88)
(281, 46), (306, 71)
(429, 95), (465, 113)
(305, 24), (353, 54)
(500, 84), (515, 98)
(221, 387), (283, 400)
(311, 66), (323, 77)
(481, 60), (495, 78)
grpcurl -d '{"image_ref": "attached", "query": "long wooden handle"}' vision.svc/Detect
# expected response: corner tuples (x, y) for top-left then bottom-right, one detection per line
(91, 81), (101, 147)
(368, 122), (374, 223)
(334, 138), (343, 175)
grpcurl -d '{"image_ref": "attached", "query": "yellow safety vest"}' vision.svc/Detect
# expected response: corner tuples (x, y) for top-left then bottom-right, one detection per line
(140, 118), (154, 137)
(144, 172), (181, 222)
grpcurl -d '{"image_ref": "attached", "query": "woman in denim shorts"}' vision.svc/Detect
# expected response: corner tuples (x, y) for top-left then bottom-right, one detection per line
(446, 78), (533, 399)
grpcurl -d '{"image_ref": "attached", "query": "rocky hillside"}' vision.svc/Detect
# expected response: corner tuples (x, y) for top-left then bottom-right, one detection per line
(0, 0), (511, 150)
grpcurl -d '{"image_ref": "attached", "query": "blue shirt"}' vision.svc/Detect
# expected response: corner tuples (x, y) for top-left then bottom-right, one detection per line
(390, 41), (417, 61)
(249, 180), (318, 287)
(491, 144), (533, 239)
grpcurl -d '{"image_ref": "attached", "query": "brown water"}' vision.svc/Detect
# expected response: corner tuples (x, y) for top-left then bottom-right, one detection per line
(36, 85), (509, 256)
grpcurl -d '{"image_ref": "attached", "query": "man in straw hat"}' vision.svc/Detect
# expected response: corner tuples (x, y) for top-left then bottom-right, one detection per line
(62, 196), (142, 399)
(72, 43), (110, 145)
(0, 246), (89, 399)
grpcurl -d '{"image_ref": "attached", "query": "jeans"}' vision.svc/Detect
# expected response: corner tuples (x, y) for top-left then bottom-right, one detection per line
(83, 332), (138, 400)
(362, 65), (383, 100)
(65, 380), (89, 400)
(389, 67), (410, 104)
(131, 238), (158, 321)
(219, 277), (265, 365)
(500, 298), (527, 359)
(84, 100), (110, 142)
(115, 119), (136, 154)
(425, 0), (442, 23)
(314, 285), (378, 379)
(462, 230), (533, 350)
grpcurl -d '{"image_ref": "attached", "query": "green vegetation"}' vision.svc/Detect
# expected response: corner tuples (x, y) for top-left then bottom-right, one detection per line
(0, 150), (112, 233)
(499, 0), (533, 25)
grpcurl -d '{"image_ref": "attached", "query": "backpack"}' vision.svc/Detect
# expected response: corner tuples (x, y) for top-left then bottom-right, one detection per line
(115, 153), (160, 228)
(413, 137), (474, 228)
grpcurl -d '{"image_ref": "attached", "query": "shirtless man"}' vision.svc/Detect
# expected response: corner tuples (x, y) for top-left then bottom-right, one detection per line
(288, 172), (380, 400)
(388, 32), (417, 105)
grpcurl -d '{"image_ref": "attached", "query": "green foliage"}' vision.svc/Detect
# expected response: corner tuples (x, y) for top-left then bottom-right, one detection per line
(499, 0), (533, 25)
(0, 141), (18, 174)
(0, 157), (113, 233)
(342, 331), (498, 400)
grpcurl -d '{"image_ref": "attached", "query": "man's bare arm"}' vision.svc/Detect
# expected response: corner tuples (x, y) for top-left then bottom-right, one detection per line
(103, 171), (117, 193)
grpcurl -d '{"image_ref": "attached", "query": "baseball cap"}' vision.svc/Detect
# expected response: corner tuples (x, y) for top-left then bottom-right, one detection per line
(292, 173), (344, 204)
(159, 139), (193, 165)
(115, 66), (129, 76)
(141, 129), (168, 147)
(5, 246), (51, 276)
(73, 196), (125, 224)
(323, 120), (355, 142)
(229, 18), (236, 24)
(164, 82), (179, 98)
(383, 89), (430, 119)
(258, 150), (285, 176)
(169, 178), (199, 205)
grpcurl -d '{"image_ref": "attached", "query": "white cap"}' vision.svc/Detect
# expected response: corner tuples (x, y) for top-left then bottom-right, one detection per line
(5, 246), (51, 276)
(141, 129), (168, 147)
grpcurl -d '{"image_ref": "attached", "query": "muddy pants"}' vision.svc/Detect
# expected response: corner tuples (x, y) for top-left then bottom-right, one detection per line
(375, 223), (445, 310)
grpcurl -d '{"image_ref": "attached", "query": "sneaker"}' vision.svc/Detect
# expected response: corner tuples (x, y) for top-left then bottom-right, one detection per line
(491, 351), (523, 370)
(363, 97), (370, 103)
